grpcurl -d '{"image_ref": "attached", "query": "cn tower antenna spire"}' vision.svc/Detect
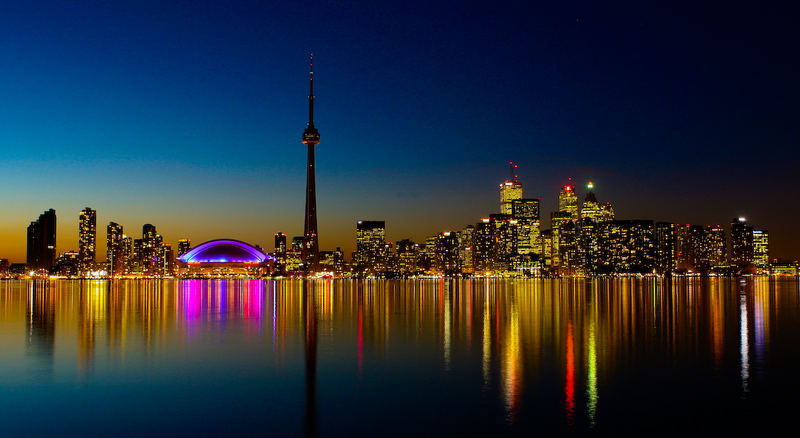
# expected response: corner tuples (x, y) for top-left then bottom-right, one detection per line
(308, 53), (315, 127)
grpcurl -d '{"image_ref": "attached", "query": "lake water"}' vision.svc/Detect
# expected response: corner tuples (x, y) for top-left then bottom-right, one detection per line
(1, 278), (798, 436)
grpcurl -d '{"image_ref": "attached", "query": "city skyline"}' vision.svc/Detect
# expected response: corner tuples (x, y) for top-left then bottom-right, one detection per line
(1, 2), (799, 261)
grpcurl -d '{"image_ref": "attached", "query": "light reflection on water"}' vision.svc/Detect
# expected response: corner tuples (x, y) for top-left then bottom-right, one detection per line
(1, 278), (799, 435)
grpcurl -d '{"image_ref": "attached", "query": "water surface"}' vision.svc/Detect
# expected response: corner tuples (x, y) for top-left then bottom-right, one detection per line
(1, 278), (798, 435)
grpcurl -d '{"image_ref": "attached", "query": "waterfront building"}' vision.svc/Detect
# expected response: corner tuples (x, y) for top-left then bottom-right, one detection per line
(654, 222), (677, 275)
(753, 229), (769, 271)
(78, 207), (96, 274)
(550, 211), (573, 270)
(703, 225), (727, 269)
(26, 209), (56, 272)
(107, 222), (124, 277)
(121, 236), (133, 273)
(396, 239), (419, 276)
(435, 231), (461, 275)
(273, 232), (287, 275)
(597, 220), (656, 274)
(541, 229), (553, 268)
(730, 217), (754, 267)
(354, 220), (386, 274)
(458, 226), (475, 273)
(54, 251), (79, 277)
(473, 219), (495, 273)
(319, 248), (344, 273)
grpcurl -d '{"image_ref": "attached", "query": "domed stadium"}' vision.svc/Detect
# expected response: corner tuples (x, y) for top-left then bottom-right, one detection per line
(177, 239), (273, 277)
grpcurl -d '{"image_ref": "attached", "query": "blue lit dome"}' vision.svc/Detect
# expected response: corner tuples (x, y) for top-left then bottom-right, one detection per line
(177, 239), (271, 264)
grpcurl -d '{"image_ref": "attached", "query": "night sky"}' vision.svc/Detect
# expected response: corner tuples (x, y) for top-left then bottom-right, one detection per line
(1, 1), (798, 261)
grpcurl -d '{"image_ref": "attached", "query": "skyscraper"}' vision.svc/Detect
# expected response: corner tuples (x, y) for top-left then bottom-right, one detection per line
(26, 209), (56, 272)
(78, 207), (96, 274)
(558, 181), (578, 220)
(107, 222), (124, 277)
(730, 217), (754, 267)
(274, 232), (287, 275)
(753, 229), (769, 270)
(177, 239), (191, 257)
(354, 220), (386, 274)
(500, 162), (523, 215)
(301, 54), (321, 272)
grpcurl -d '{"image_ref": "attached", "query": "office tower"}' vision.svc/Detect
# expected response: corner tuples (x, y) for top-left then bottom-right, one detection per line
(78, 207), (97, 274)
(301, 55), (321, 271)
(121, 236), (133, 273)
(273, 232), (287, 275)
(559, 181), (578, 220)
(550, 211), (573, 269)
(132, 239), (145, 273)
(703, 225), (726, 269)
(107, 222), (124, 277)
(752, 229), (769, 270)
(599, 202), (615, 222)
(354, 220), (386, 273)
(435, 231), (461, 275)
(458, 225), (475, 273)
(177, 239), (191, 257)
(26, 209), (57, 272)
(473, 218), (496, 272)
(730, 217), (754, 266)
(396, 239), (419, 276)
(580, 182), (601, 221)
(159, 243), (173, 276)
(418, 236), (438, 272)
(489, 214), (516, 271)
(597, 220), (656, 273)
(654, 222), (677, 275)
(511, 198), (539, 221)
(500, 162), (523, 215)
(578, 217), (599, 274)
(541, 229), (553, 268)
(140, 224), (159, 274)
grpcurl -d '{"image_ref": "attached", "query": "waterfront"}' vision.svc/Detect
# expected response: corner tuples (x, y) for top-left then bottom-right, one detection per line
(1, 278), (798, 435)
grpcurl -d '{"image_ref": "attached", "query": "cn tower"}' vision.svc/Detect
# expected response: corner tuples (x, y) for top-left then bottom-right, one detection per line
(301, 54), (320, 271)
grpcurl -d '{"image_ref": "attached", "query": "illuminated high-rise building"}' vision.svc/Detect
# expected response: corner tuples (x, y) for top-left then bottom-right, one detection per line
(273, 232), (287, 275)
(550, 211), (573, 269)
(654, 222), (677, 275)
(580, 182), (601, 221)
(703, 225), (726, 269)
(559, 181), (578, 220)
(26, 209), (57, 272)
(511, 198), (539, 221)
(730, 217), (754, 266)
(119, 235), (132, 273)
(107, 222), (124, 277)
(396, 239), (419, 276)
(301, 55), (321, 271)
(354, 220), (386, 274)
(597, 220), (655, 273)
(490, 214), (516, 271)
(458, 225), (475, 273)
(752, 229), (769, 270)
(177, 239), (191, 257)
(473, 218), (496, 272)
(435, 231), (461, 275)
(500, 162), (523, 215)
(78, 207), (97, 274)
